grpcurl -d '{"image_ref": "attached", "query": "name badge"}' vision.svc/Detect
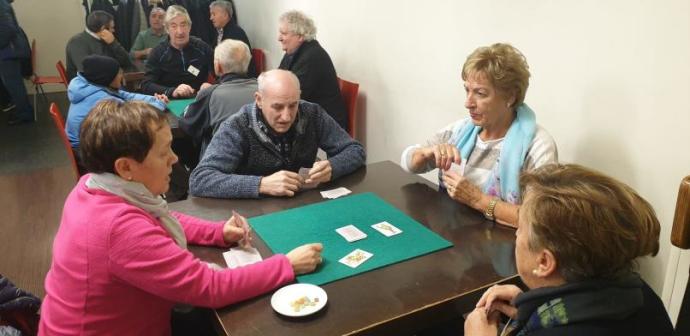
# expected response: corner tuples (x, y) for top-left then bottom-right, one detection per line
(187, 65), (200, 76)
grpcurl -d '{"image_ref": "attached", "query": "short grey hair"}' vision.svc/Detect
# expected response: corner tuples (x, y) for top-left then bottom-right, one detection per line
(214, 39), (250, 75)
(209, 1), (233, 18)
(150, 6), (165, 17)
(257, 69), (301, 94)
(164, 5), (192, 29)
(279, 10), (316, 41)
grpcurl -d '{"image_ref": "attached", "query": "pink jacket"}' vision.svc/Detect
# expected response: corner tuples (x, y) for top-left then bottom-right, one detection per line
(39, 176), (294, 335)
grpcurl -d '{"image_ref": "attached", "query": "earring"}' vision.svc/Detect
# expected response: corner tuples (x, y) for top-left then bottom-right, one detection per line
(127, 176), (133, 181)
(532, 269), (538, 275)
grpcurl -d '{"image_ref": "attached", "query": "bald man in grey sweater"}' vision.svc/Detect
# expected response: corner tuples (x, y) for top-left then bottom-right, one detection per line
(189, 69), (365, 199)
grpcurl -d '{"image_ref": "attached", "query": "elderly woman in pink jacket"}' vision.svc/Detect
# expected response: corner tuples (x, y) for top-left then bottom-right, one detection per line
(39, 100), (323, 335)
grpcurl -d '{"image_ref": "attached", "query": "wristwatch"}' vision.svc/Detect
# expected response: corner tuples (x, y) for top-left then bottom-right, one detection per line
(484, 197), (499, 221)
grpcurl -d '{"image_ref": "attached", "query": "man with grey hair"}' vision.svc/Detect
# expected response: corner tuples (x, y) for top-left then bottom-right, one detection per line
(189, 69), (365, 199)
(179, 39), (257, 159)
(140, 5), (213, 98)
(209, 0), (257, 77)
(278, 10), (347, 132)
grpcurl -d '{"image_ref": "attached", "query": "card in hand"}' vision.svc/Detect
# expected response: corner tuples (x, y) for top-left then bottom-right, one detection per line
(371, 221), (403, 237)
(335, 224), (367, 242)
(339, 249), (373, 268)
(298, 167), (319, 189)
(449, 162), (463, 174)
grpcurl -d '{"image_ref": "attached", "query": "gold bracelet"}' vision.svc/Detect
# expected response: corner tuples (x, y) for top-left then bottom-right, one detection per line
(484, 197), (499, 221)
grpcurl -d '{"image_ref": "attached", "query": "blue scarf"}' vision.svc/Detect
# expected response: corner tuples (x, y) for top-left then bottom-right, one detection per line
(450, 103), (536, 204)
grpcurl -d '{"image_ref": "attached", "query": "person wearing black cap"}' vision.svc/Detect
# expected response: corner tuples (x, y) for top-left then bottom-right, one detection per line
(65, 55), (168, 152)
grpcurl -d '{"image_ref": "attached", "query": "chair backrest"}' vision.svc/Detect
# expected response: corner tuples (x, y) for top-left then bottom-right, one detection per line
(251, 48), (266, 74)
(672, 176), (690, 335)
(337, 77), (360, 138)
(49, 103), (80, 181)
(56, 60), (68, 88)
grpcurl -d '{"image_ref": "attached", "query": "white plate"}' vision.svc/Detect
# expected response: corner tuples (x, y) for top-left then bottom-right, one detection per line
(270, 283), (327, 317)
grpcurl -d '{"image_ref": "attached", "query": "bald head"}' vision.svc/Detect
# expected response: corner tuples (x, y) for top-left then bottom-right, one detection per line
(257, 69), (301, 96)
(255, 70), (302, 134)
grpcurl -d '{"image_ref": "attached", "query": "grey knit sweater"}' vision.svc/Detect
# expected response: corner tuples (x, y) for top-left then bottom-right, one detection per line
(189, 100), (366, 198)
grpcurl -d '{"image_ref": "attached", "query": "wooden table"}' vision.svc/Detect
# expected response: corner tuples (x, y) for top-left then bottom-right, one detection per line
(169, 161), (518, 335)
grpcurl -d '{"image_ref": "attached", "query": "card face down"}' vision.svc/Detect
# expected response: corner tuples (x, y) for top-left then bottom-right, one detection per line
(339, 249), (373, 268)
(371, 221), (403, 237)
(223, 246), (263, 269)
(335, 224), (367, 242)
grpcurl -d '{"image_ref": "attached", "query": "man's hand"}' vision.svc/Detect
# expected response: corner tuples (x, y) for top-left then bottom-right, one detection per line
(306, 160), (332, 184)
(97, 29), (116, 44)
(259, 170), (304, 197)
(200, 82), (213, 91)
(154, 93), (169, 104)
(172, 84), (195, 98)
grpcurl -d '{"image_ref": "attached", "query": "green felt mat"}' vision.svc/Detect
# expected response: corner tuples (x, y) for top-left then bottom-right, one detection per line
(167, 98), (195, 117)
(249, 192), (453, 285)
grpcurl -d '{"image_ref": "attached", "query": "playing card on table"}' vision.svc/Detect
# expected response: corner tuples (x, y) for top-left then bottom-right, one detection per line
(223, 246), (263, 269)
(338, 249), (373, 268)
(371, 221), (403, 237)
(320, 187), (352, 199)
(335, 224), (367, 242)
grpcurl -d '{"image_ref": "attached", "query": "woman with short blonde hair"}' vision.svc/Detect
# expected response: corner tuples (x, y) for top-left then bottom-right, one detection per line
(401, 43), (558, 227)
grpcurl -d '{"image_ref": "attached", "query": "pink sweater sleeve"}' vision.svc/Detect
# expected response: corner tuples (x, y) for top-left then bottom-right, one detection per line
(171, 211), (227, 247)
(109, 210), (295, 308)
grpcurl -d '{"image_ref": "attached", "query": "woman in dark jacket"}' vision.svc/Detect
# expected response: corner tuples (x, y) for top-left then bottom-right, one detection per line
(277, 10), (348, 132)
(464, 164), (674, 336)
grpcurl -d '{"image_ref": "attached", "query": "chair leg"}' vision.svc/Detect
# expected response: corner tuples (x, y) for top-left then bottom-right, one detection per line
(35, 84), (50, 121)
(33, 84), (38, 121)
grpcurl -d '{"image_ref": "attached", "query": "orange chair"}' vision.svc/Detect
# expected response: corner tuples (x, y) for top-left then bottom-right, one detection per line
(49, 103), (80, 181)
(337, 77), (360, 138)
(56, 60), (69, 89)
(251, 48), (266, 74)
(30, 39), (65, 120)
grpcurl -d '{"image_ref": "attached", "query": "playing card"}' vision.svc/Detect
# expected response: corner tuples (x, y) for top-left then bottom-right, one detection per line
(338, 249), (373, 268)
(335, 224), (367, 242)
(299, 167), (319, 189)
(320, 187), (352, 199)
(223, 246), (263, 269)
(298, 167), (310, 178)
(371, 221), (403, 237)
(449, 162), (463, 175)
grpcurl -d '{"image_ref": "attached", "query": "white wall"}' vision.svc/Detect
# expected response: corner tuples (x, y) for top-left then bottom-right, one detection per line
(235, 0), (690, 322)
(14, 0), (84, 93)
(18, 0), (690, 323)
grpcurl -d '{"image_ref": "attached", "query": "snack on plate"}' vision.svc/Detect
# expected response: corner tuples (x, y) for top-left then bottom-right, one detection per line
(290, 296), (320, 312)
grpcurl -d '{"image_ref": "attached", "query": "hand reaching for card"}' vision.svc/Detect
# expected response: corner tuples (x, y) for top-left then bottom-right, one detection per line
(286, 243), (323, 275)
(223, 211), (253, 247)
(259, 170), (304, 197)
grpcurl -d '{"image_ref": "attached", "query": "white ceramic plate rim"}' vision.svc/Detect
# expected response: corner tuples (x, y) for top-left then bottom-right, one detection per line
(270, 283), (328, 317)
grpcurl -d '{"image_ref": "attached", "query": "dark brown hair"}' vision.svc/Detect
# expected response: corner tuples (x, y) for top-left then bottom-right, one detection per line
(79, 100), (168, 174)
(520, 164), (660, 281)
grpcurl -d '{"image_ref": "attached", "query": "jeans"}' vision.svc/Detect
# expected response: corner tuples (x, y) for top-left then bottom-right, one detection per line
(0, 58), (33, 120)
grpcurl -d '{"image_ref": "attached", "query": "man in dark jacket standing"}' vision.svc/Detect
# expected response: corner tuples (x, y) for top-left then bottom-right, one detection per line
(277, 10), (347, 133)
(65, 10), (132, 81)
(209, 0), (256, 77)
(0, 0), (33, 125)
